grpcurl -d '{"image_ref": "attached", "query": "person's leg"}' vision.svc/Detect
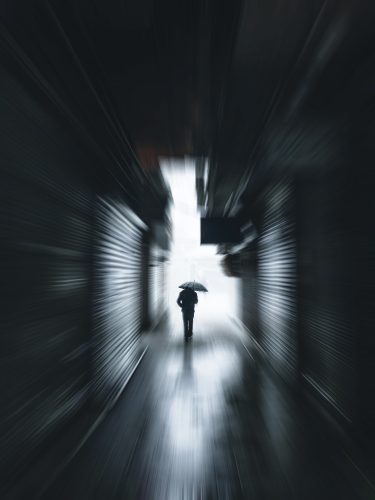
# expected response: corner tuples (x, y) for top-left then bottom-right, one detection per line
(186, 317), (191, 337)
(188, 311), (194, 337)
(182, 311), (189, 338)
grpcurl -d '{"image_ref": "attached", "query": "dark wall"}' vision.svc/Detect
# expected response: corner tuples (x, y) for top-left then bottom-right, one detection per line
(297, 170), (357, 425)
(241, 247), (259, 342)
(0, 29), (169, 493)
(0, 57), (95, 487)
(236, 0), (375, 434)
(240, 161), (374, 435)
(356, 162), (375, 437)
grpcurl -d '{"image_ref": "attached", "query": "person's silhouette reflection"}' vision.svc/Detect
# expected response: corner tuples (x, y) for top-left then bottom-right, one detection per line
(183, 343), (192, 375)
(177, 288), (198, 339)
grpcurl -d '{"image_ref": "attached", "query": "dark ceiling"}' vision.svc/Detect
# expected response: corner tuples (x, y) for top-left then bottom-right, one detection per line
(1, 0), (375, 217)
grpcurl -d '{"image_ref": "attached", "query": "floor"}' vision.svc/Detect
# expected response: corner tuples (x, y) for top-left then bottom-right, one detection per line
(40, 311), (375, 500)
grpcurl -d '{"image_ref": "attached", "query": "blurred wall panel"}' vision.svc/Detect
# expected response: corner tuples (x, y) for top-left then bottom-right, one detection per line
(0, 61), (94, 487)
(140, 231), (151, 330)
(297, 172), (357, 424)
(355, 159), (375, 436)
(256, 180), (298, 384)
(241, 246), (259, 342)
(92, 198), (147, 408)
(149, 244), (167, 328)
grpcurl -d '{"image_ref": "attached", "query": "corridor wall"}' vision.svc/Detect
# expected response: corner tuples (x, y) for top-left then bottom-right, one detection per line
(240, 165), (373, 433)
(149, 244), (168, 328)
(0, 39), (168, 493)
(241, 173), (357, 423)
(92, 197), (147, 408)
(0, 57), (94, 489)
(296, 169), (362, 428)
(240, 247), (259, 342)
(255, 180), (298, 384)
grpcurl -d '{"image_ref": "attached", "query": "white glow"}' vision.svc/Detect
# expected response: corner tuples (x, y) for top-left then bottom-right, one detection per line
(164, 332), (241, 466)
(161, 158), (240, 321)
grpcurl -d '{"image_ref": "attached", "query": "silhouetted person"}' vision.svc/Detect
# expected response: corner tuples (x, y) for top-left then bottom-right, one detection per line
(177, 288), (198, 339)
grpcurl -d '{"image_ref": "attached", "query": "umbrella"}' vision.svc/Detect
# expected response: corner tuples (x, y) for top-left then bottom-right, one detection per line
(179, 281), (208, 292)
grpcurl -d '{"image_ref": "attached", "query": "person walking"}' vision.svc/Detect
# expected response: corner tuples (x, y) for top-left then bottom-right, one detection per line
(177, 287), (198, 339)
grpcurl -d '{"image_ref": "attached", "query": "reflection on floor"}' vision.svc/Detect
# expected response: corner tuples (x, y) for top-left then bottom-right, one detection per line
(42, 312), (375, 500)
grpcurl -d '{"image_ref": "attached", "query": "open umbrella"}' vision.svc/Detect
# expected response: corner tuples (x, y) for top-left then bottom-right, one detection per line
(179, 281), (208, 292)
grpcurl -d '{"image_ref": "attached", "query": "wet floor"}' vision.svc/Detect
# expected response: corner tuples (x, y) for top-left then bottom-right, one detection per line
(41, 312), (375, 500)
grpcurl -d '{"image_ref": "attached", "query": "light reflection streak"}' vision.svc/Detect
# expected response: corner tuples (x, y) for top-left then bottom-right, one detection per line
(164, 336), (241, 477)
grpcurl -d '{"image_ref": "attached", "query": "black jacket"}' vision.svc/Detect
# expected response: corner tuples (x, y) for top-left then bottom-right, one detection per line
(177, 288), (198, 311)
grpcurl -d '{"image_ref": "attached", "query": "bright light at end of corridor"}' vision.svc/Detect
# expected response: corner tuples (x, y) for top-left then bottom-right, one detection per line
(160, 158), (240, 319)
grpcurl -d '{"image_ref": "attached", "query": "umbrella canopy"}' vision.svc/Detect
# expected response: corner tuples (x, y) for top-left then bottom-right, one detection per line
(179, 281), (208, 292)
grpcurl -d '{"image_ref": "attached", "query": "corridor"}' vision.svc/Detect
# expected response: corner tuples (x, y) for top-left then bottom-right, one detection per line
(33, 311), (374, 500)
(1, 1), (375, 498)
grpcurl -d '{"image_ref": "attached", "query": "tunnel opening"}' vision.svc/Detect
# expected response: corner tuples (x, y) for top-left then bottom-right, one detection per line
(161, 158), (241, 330)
